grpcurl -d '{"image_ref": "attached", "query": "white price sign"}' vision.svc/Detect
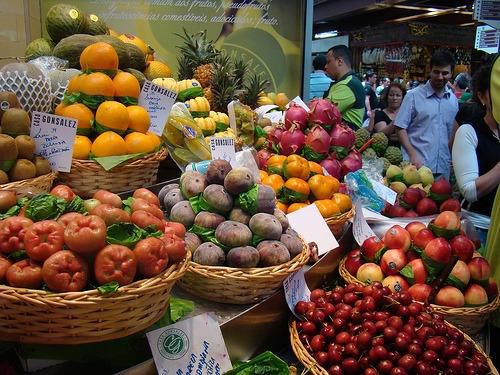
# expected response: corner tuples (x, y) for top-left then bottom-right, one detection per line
(138, 80), (177, 136)
(370, 179), (397, 205)
(210, 137), (236, 166)
(30, 111), (77, 173)
(283, 268), (311, 319)
(353, 200), (378, 246)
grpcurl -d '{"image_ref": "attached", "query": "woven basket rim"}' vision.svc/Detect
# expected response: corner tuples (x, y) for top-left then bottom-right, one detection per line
(0, 171), (58, 190)
(324, 206), (355, 224)
(0, 251), (191, 302)
(338, 256), (500, 314)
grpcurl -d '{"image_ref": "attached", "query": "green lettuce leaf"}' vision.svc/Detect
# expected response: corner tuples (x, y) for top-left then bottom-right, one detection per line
(25, 194), (67, 221)
(7, 250), (28, 262)
(188, 193), (221, 214)
(0, 197), (28, 220)
(97, 281), (120, 294)
(446, 274), (466, 290)
(281, 187), (308, 203)
(170, 297), (195, 323)
(122, 197), (134, 214)
(237, 184), (259, 214)
(301, 145), (327, 163)
(215, 122), (229, 133)
(106, 223), (146, 248)
(90, 153), (146, 171)
(188, 225), (230, 251)
(400, 265), (415, 284)
(223, 351), (289, 375)
(65, 196), (88, 214)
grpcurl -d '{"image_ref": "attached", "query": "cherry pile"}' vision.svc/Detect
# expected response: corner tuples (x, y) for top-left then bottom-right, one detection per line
(294, 283), (490, 375)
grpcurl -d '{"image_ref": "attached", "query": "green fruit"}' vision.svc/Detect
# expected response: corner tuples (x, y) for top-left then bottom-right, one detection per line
(8, 159), (36, 182)
(25, 38), (54, 61)
(384, 146), (403, 166)
(34, 156), (52, 176)
(84, 14), (109, 35)
(0, 161), (15, 173)
(125, 43), (146, 71)
(15, 135), (35, 160)
(0, 134), (18, 161)
(362, 147), (377, 159)
(371, 132), (389, 156)
(47, 68), (81, 93)
(1, 108), (30, 137)
(95, 35), (131, 70)
(53, 34), (97, 69)
(355, 128), (370, 149)
(45, 4), (88, 43)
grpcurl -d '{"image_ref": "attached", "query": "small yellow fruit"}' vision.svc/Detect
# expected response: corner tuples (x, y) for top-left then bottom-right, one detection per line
(124, 131), (156, 154)
(126, 105), (150, 133)
(91, 131), (127, 157)
(274, 92), (290, 110)
(146, 131), (161, 149)
(118, 34), (148, 55)
(72, 135), (92, 159)
(144, 61), (172, 80)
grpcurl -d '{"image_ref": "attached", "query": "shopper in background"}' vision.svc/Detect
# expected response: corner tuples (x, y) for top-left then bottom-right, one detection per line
(371, 83), (406, 147)
(376, 77), (390, 98)
(395, 49), (459, 178)
(452, 60), (500, 217)
(453, 72), (472, 103)
(324, 44), (365, 129)
(309, 54), (333, 100)
(364, 70), (379, 119)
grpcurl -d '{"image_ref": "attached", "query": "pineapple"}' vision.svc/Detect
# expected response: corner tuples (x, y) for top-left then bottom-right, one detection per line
(203, 86), (214, 108)
(233, 56), (249, 90)
(175, 28), (218, 86)
(209, 53), (244, 112)
(243, 72), (270, 109)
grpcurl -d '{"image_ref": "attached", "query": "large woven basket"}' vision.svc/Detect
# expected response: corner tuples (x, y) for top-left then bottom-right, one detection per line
(177, 242), (310, 304)
(0, 172), (57, 198)
(57, 148), (168, 198)
(339, 257), (500, 335)
(289, 319), (499, 375)
(325, 206), (354, 237)
(0, 252), (190, 345)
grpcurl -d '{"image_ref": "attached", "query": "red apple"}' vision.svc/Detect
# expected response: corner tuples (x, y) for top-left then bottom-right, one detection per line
(468, 257), (491, 282)
(401, 259), (428, 285)
(408, 283), (433, 303)
(405, 221), (427, 241)
(380, 249), (408, 276)
(345, 249), (363, 276)
(484, 278), (499, 302)
(448, 260), (471, 289)
(387, 204), (408, 218)
(382, 275), (409, 293)
(464, 284), (488, 306)
(439, 198), (461, 212)
(401, 188), (423, 208)
(415, 197), (438, 216)
(357, 263), (384, 284)
(423, 238), (452, 266)
(383, 225), (411, 252)
(434, 211), (461, 230)
(431, 177), (452, 198)
(450, 235), (475, 263)
(361, 236), (385, 261)
(434, 286), (465, 307)
(413, 229), (436, 250)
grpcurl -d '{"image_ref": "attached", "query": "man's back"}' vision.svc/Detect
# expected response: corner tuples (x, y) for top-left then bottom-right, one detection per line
(326, 72), (365, 128)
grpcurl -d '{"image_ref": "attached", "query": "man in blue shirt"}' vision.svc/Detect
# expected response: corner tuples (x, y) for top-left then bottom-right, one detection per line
(309, 54), (333, 100)
(395, 50), (459, 178)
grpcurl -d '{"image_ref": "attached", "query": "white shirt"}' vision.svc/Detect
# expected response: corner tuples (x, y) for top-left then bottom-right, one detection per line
(452, 124), (479, 202)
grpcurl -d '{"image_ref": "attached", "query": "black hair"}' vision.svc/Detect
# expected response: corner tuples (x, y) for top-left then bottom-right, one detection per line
(313, 54), (327, 70)
(380, 83), (406, 108)
(328, 45), (352, 67)
(430, 49), (456, 72)
(454, 73), (471, 90)
(366, 70), (376, 79)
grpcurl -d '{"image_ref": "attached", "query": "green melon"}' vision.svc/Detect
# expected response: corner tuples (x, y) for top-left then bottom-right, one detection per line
(25, 38), (54, 61)
(95, 35), (131, 69)
(125, 43), (146, 71)
(53, 34), (97, 69)
(45, 3), (88, 43)
(85, 14), (109, 36)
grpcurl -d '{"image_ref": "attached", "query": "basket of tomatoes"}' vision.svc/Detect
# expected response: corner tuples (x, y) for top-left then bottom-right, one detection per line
(0, 186), (190, 344)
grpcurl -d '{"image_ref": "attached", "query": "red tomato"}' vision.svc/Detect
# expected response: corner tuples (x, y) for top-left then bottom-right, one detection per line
(133, 188), (160, 207)
(6, 259), (43, 289)
(94, 245), (137, 286)
(134, 238), (169, 277)
(0, 256), (12, 281)
(50, 185), (76, 202)
(90, 204), (130, 225)
(131, 198), (164, 219)
(131, 210), (164, 232)
(162, 233), (187, 265)
(57, 212), (85, 227)
(164, 221), (186, 238)
(93, 190), (122, 208)
(64, 215), (107, 255)
(24, 220), (65, 261)
(0, 216), (33, 254)
(42, 250), (89, 292)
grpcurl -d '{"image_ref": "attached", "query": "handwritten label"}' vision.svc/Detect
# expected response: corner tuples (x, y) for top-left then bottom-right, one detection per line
(353, 201), (378, 245)
(210, 138), (236, 166)
(287, 204), (339, 255)
(146, 313), (232, 375)
(139, 80), (177, 136)
(283, 268), (310, 319)
(370, 179), (397, 205)
(30, 112), (77, 173)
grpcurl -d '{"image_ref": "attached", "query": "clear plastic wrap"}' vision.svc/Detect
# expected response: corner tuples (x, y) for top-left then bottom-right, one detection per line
(28, 56), (68, 77)
(345, 169), (385, 212)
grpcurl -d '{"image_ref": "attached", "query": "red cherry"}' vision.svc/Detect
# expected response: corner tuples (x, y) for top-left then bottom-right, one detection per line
(310, 334), (325, 352)
(294, 300), (308, 315)
(328, 364), (343, 375)
(388, 316), (404, 330)
(378, 360), (393, 374)
(324, 302), (336, 316)
(399, 354), (417, 371)
(422, 350), (438, 363)
(335, 332), (351, 345)
(357, 331), (372, 349)
(311, 288), (327, 302)
(341, 357), (360, 375)
(321, 325), (336, 340)
(383, 326), (398, 342)
(315, 351), (330, 366)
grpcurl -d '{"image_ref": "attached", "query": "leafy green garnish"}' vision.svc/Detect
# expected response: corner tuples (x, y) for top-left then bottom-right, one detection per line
(64, 196), (88, 214)
(7, 250), (27, 262)
(25, 194), (67, 221)
(97, 281), (120, 294)
(106, 223), (163, 248)
(0, 197), (29, 220)
(122, 197), (134, 214)
(170, 297), (195, 323)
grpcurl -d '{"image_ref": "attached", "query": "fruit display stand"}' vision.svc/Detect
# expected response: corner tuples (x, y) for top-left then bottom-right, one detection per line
(0, 172), (57, 198)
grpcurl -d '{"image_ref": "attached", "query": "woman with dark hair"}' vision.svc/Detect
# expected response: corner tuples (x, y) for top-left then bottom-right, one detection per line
(369, 83), (406, 146)
(452, 59), (500, 216)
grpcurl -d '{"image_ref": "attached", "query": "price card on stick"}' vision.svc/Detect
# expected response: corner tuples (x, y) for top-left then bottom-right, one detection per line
(286, 204), (339, 256)
(283, 268), (311, 319)
(146, 313), (232, 375)
(210, 137), (236, 166)
(353, 200), (378, 246)
(138, 80), (177, 136)
(30, 111), (77, 173)
(370, 179), (397, 205)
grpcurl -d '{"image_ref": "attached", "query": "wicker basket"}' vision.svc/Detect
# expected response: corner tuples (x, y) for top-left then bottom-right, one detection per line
(57, 148), (168, 198)
(338, 257), (500, 335)
(325, 206), (354, 238)
(0, 172), (57, 198)
(0, 252), (190, 345)
(177, 242), (310, 304)
(289, 319), (499, 375)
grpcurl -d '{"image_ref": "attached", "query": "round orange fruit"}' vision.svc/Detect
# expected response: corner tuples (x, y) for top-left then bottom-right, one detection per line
(91, 131), (127, 157)
(62, 103), (94, 136)
(72, 135), (92, 159)
(124, 132), (156, 154)
(126, 105), (150, 133)
(80, 42), (119, 73)
(113, 72), (140, 101)
(95, 101), (129, 134)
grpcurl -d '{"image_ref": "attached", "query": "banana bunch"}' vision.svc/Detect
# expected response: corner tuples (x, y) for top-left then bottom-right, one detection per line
(185, 96), (210, 118)
(177, 79), (204, 101)
(209, 110), (230, 132)
(195, 117), (216, 136)
(152, 77), (178, 92)
(162, 103), (212, 168)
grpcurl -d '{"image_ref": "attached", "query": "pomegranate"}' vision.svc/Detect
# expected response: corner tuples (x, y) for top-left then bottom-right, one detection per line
(320, 158), (342, 180)
(383, 225), (411, 252)
(308, 98), (341, 131)
(302, 125), (331, 162)
(330, 124), (355, 159)
(278, 128), (305, 156)
(284, 102), (309, 131)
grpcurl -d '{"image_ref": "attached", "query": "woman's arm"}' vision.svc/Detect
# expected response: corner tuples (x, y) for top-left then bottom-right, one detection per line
(374, 120), (396, 136)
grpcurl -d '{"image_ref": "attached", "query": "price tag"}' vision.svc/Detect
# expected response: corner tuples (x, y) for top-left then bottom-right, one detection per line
(287, 204), (339, 255)
(210, 137), (236, 166)
(287, 96), (310, 112)
(139, 80), (177, 136)
(283, 268), (310, 319)
(370, 179), (397, 205)
(30, 111), (77, 173)
(353, 200), (378, 245)
(146, 313), (232, 375)
(263, 110), (284, 124)
(254, 104), (279, 119)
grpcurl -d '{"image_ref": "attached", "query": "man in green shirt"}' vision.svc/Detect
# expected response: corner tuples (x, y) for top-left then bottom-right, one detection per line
(324, 45), (366, 129)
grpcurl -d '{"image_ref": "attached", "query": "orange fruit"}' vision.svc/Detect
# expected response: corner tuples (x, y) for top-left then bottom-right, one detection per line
(287, 202), (309, 214)
(95, 101), (129, 134)
(308, 161), (324, 176)
(66, 74), (86, 94)
(124, 132), (156, 154)
(118, 34), (148, 55)
(274, 92), (290, 110)
(325, 175), (340, 194)
(143, 61), (172, 80)
(54, 102), (67, 116)
(91, 131), (127, 157)
(80, 72), (115, 97)
(72, 135), (92, 159)
(276, 201), (288, 214)
(259, 170), (269, 181)
(332, 193), (352, 213)
(126, 105), (150, 133)
(113, 72), (140, 100)
(80, 42), (119, 72)
(145, 132), (161, 149)
(62, 103), (94, 135)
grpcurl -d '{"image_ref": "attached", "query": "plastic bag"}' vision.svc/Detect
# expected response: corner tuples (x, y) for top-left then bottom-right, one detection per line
(228, 100), (255, 146)
(28, 56), (68, 77)
(345, 169), (385, 212)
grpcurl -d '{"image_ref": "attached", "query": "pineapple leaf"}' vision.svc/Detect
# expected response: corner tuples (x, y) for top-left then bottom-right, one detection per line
(243, 72), (270, 109)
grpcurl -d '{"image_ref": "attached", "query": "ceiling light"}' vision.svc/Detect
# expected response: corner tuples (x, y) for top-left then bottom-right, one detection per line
(315, 31), (338, 39)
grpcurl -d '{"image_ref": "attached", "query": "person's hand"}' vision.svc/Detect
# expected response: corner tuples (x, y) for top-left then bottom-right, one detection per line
(409, 152), (423, 168)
